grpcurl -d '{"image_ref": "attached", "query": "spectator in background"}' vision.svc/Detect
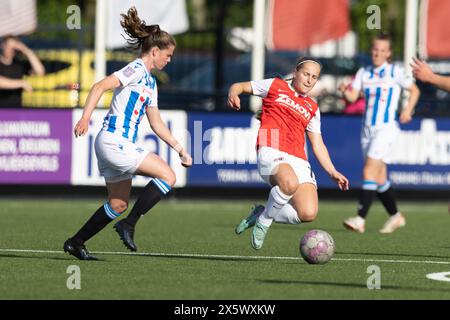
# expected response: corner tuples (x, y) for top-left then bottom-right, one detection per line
(0, 35), (45, 108)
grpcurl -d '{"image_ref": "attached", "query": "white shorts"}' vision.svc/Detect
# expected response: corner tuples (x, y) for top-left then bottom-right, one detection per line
(361, 124), (400, 164)
(257, 147), (317, 187)
(94, 130), (148, 183)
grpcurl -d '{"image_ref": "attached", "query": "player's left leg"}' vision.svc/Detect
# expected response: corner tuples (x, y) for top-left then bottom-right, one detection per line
(114, 153), (175, 251)
(235, 204), (265, 235)
(64, 179), (132, 260)
(274, 183), (318, 224)
(376, 164), (405, 233)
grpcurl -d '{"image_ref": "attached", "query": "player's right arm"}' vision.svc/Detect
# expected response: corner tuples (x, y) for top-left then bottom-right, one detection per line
(227, 81), (253, 111)
(74, 75), (121, 137)
(339, 84), (361, 103)
(339, 68), (364, 103)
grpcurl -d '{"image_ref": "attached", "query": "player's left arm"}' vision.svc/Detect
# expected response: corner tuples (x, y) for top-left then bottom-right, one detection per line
(146, 107), (192, 167)
(399, 83), (420, 124)
(307, 131), (349, 191)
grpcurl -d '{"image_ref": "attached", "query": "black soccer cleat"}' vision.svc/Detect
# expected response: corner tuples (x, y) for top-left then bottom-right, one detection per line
(63, 238), (98, 261)
(114, 220), (138, 252)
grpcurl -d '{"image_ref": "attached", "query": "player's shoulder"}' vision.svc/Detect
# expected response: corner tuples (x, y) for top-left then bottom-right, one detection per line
(268, 77), (289, 90)
(389, 62), (404, 75)
(128, 58), (146, 70)
(304, 95), (319, 108)
(121, 59), (146, 76)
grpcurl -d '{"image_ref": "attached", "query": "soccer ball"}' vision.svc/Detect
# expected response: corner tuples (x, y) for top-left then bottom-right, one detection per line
(299, 229), (335, 264)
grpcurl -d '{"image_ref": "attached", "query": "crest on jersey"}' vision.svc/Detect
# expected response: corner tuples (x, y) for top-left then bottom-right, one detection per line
(123, 66), (135, 78)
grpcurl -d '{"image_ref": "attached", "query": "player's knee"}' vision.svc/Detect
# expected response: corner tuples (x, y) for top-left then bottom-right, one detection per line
(363, 167), (376, 181)
(109, 200), (128, 214)
(299, 207), (318, 222)
(161, 172), (176, 187)
(278, 179), (299, 196)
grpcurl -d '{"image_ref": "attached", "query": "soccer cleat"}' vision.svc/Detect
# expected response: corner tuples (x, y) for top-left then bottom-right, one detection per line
(343, 216), (365, 233)
(63, 238), (98, 261)
(235, 204), (265, 235)
(114, 220), (137, 252)
(250, 221), (270, 250)
(379, 212), (406, 234)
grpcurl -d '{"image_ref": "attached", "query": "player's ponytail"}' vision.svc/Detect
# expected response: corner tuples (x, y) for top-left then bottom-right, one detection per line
(120, 6), (176, 53)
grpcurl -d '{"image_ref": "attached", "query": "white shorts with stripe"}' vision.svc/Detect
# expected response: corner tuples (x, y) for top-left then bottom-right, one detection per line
(361, 123), (400, 164)
(257, 147), (317, 187)
(94, 130), (148, 183)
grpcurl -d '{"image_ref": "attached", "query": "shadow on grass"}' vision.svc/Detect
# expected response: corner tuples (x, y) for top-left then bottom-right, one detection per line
(259, 279), (450, 293)
(119, 252), (273, 263)
(335, 251), (450, 260)
(0, 253), (105, 262)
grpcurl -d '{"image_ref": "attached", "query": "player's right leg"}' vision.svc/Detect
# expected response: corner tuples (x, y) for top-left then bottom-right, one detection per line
(344, 157), (383, 233)
(115, 153), (176, 251)
(251, 163), (298, 250)
(64, 179), (131, 260)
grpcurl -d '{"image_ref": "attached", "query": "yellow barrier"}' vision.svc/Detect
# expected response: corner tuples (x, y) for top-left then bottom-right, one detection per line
(23, 49), (134, 108)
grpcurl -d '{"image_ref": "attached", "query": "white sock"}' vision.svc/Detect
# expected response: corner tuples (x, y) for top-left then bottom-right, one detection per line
(274, 203), (301, 224)
(258, 185), (293, 227)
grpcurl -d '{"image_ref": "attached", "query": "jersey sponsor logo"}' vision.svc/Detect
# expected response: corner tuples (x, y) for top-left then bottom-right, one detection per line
(275, 93), (312, 120)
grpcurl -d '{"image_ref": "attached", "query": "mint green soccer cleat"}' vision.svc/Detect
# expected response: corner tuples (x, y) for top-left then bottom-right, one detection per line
(251, 221), (269, 250)
(235, 204), (265, 235)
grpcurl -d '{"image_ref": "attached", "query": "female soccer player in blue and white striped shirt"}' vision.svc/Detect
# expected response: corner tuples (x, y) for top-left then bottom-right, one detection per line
(64, 7), (192, 260)
(339, 34), (420, 234)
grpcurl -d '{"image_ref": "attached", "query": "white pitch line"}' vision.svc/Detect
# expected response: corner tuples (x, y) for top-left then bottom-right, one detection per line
(1, 248), (450, 265)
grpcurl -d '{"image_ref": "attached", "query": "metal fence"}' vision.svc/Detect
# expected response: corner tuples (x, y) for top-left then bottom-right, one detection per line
(16, 23), (450, 116)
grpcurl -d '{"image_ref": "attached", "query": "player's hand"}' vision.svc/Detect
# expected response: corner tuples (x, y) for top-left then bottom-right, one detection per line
(74, 118), (89, 138)
(227, 94), (241, 111)
(338, 82), (348, 93)
(399, 109), (413, 124)
(330, 170), (349, 191)
(179, 149), (192, 168)
(410, 57), (434, 83)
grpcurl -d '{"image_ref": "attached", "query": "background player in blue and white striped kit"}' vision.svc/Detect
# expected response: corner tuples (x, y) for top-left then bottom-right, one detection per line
(339, 34), (420, 234)
(64, 7), (192, 260)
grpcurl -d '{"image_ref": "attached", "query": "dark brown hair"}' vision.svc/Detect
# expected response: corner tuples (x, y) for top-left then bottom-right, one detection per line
(373, 33), (392, 50)
(120, 7), (176, 53)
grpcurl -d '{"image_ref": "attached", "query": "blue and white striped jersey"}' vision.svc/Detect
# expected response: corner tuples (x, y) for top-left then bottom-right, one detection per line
(352, 62), (413, 128)
(102, 58), (158, 143)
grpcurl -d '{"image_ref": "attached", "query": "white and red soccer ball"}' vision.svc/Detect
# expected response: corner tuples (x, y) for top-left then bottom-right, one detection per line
(300, 229), (335, 264)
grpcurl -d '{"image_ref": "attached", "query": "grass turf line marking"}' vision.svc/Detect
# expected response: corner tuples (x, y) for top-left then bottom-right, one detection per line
(1, 248), (450, 265)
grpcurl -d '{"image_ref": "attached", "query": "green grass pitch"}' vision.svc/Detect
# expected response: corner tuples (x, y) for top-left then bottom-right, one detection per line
(0, 198), (449, 299)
